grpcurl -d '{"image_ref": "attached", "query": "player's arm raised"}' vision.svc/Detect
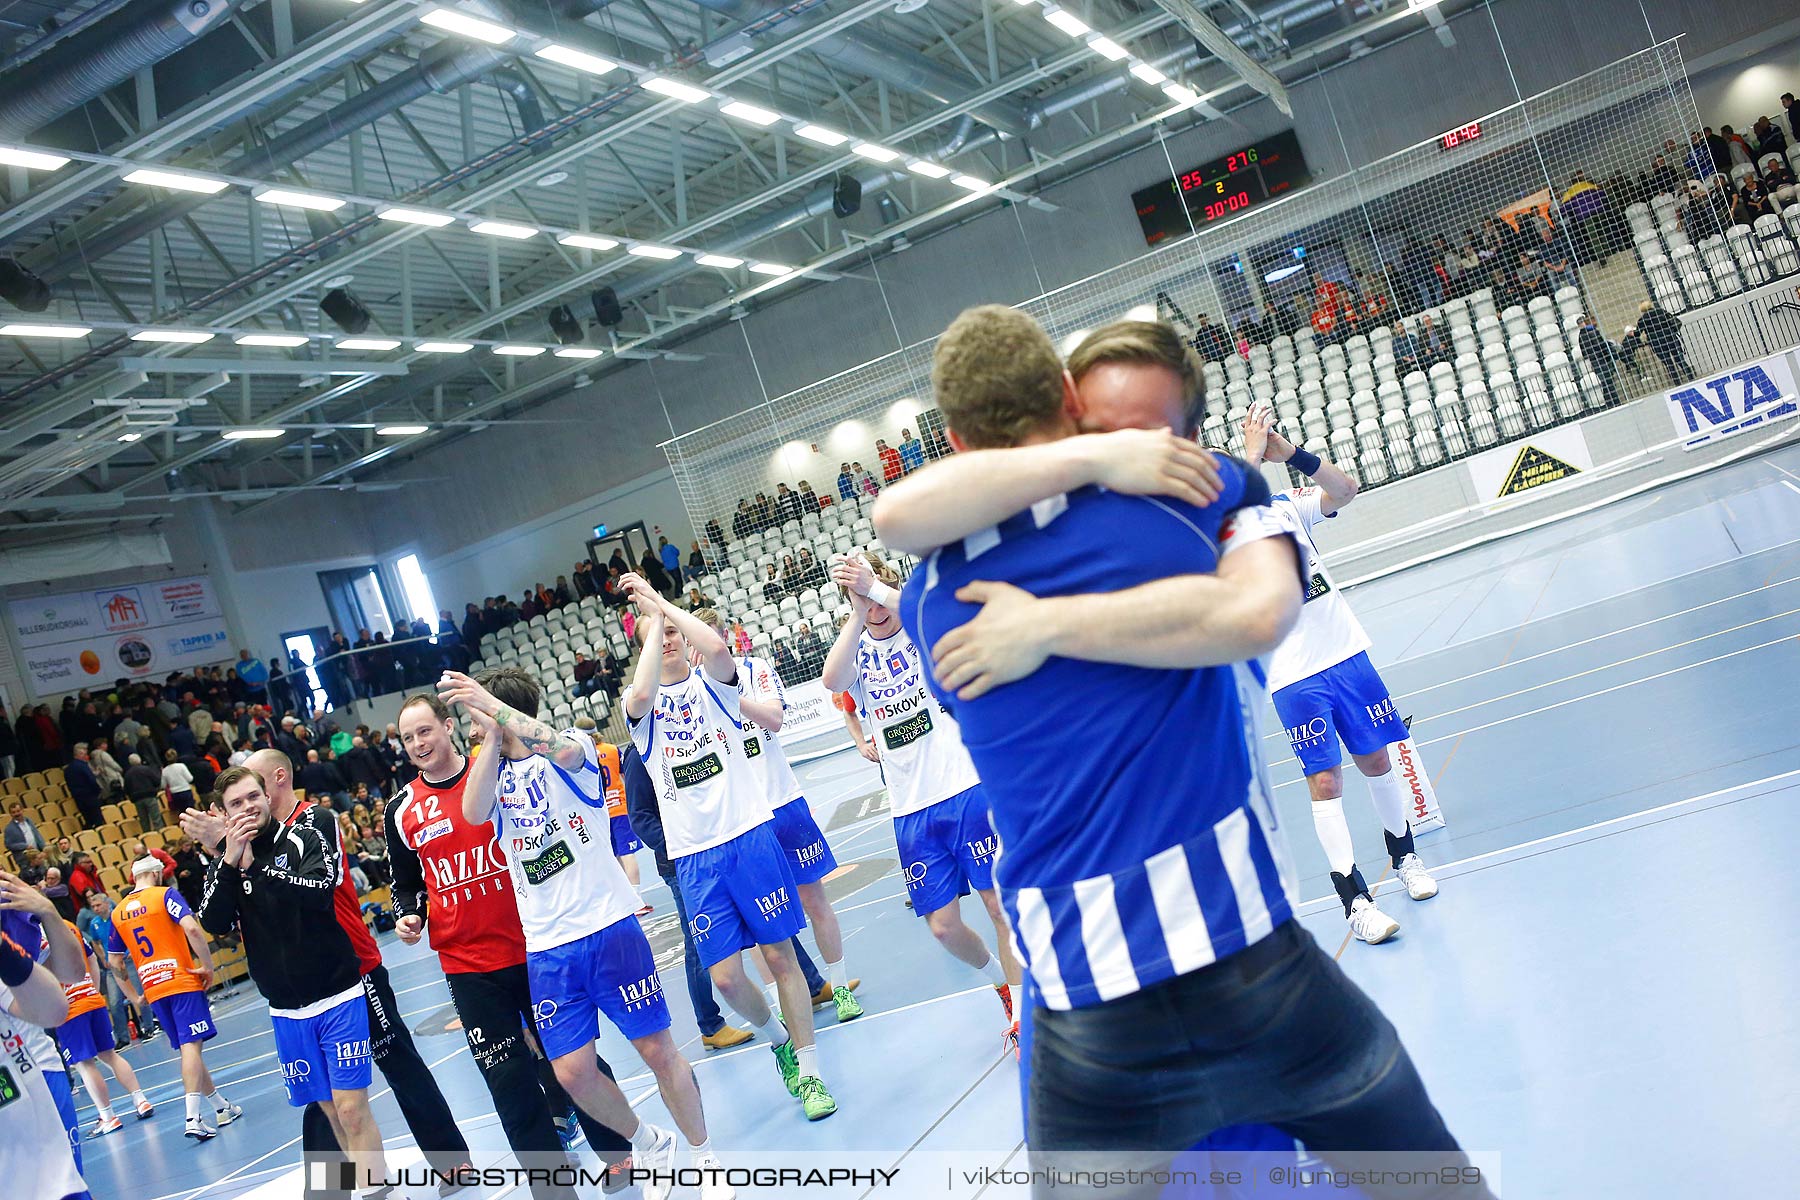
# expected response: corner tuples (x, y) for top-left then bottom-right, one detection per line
(654, 584), (736, 685)
(461, 709), (502, 827)
(819, 564), (871, 694)
(439, 669), (587, 771)
(874, 428), (1221, 554)
(0, 870), (84, 985)
(1241, 402), (1358, 516)
(623, 580), (667, 723)
(0, 932), (69, 1028)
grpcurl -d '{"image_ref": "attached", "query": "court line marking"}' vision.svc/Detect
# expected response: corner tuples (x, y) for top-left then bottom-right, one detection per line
(1297, 768), (1800, 919)
(1272, 629), (1799, 791)
(1262, 574), (1800, 740)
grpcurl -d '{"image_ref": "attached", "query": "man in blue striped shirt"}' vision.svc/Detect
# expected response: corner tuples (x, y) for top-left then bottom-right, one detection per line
(893, 310), (1485, 1198)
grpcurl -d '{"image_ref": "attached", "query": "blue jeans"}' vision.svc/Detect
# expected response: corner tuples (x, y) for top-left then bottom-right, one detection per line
(1027, 921), (1487, 1200)
(662, 869), (824, 1035)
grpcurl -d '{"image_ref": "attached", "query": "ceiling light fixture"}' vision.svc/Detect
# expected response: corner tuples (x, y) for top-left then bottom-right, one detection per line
(851, 143), (900, 162)
(640, 76), (711, 103)
(122, 167), (229, 194)
(951, 174), (992, 191)
(494, 344), (546, 356)
(719, 100), (780, 126)
(415, 341), (473, 353)
(129, 328), (214, 344)
(419, 7), (517, 44)
(747, 261), (792, 276)
(907, 160), (953, 178)
(117, 433), (142, 442)
(221, 428), (286, 440)
(468, 219), (538, 239)
(1163, 83), (1200, 106)
(378, 206), (455, 226)
(1088, 36), (1128, 60)
(254, 188), (345, 211)
(0, 146), (71, 171)
(0, 322), (92, 338)
(554, 346), (603, 359)
(533, 44), (619, 75)
(336, 338), (401, 350)
(1130, 62), (1167, 84)
(626, 243), (682, 259)
(234, 333), (309, 347)
(1044, 8), (1091, 37)
(696, 253), (744, 269)
(794, 124), (849, 146)
(558, 232), (619, 251)
(376, 424), (430, 436)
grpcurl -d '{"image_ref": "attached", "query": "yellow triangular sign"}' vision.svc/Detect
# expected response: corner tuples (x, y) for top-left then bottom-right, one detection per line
(1499, 444), (1582, 495)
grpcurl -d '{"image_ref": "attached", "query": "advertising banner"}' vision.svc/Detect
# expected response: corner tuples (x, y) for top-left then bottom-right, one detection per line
(9, 576), (229, 695)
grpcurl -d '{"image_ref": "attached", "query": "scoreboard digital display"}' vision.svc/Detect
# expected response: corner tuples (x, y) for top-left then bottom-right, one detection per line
(1132, 130), (1311, 246)
(1438, 121), (1483, 150)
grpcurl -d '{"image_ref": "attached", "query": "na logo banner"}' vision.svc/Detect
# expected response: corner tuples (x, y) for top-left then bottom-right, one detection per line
(1663, 352), (1800, 450)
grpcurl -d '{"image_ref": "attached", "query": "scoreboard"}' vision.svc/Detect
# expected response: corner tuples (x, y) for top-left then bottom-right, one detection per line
(1132, 129), (1312, 246)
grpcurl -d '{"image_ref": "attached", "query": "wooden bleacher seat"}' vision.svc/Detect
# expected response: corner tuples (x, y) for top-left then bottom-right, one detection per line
(101, 803), (123, 825)
(97, 866), (125, 894)
(75, 829), (104, 852)
(0, 779), (25, 796)
(97, 844), (126, 869)
(22, 772), (46, 789)
(141, 830), (167, 851)
(56, 816), (83, 838)
(44, 767), (64, 787)
(120, 818), (141, 838)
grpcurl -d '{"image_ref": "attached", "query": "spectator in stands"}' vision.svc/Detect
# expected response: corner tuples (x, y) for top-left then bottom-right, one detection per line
(89, 737), (123, 800)
(1576, 314), (1625, 408)
(1515, 249), (1547, 299)
(781, 554), (804, 594)
(1417, 314), (1449, 367)
(600, 566), (628, 609)
(836, 462), (856, 502)
(1686, 131), (1717, 181)
(774, 483), (804, 526)
(339, 736), (388, 799)
(752, 491), (776, 531)
(685, 585), (713, 610)
(572, 651), (601, 698)
(730, 620), (752, 655)
(123, 754), (163, 830)
(130, 839), (177, 886)
(704, 516), (727, 551)
(733, 498), (756, 539)
(162, 749), (196, 819)
(552, 578), (574, 610)
(47, 837), (72, 876)
(17, 848), (46, 885)
(1647, 154), (1681, 199)
(5, 800), (46, 869)
(1636, 299), (1693, 381)
(1401, 238), (1441, 310)
(772, 639), (802, 682)
(1752, 115), (1787, 158)
(852, 461), (879, 497)
(898, 429), (925, 474)
(1735, 175), (1775, 225)
(1785, 94), (1798, 144)
(877, 439), (903, 484)
(689, 541), (709, 577)
(792, 623), (826, 679)
(296, 747), (349, 811)
(572, 561), (596, 600)
(797, 547), (827, 591)
(658, 535), (685, 586)
(762, 562), (787, 604)
(1761, 156), (1798, 206)
(62, 745), (104, 828)
(519, 589), (542, 623)
(640, 548), (677, 599)
(1720, 125), (1754, 170)
(796, 481), (823, 512)
(171, 836), (206, 911)
(38, 867), (78, 922)
(1390, 320), (1422, 373)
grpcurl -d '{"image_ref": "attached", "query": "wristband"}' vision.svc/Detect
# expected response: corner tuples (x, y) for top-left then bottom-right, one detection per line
(1287, 447), (1322, 477)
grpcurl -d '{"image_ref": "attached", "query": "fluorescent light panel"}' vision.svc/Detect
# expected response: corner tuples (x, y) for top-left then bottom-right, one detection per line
(627, 243), (681, 259)
(415, 341), (473, 353)
(255, 188), (345, 211)
(1089, 36), (1128, 60)
(1163, 83), (1200, 105)
(419, 7), (516, 44)
(221, 428), (285, 439)
(851, 143), (900, 162)
(554, 346), (603, 359)
(1130, 62), (1167, 84)
(123, 167), (229, 194)
(720, 100), (780, 126)
(559, 233), (620, 251)
(469, 219), (537, 239)
(376, 424), (429, 435)
(793, 124), (848, 146)
(0, 323), (91, 338)
(117, 433), (142, 442)
(337, 338), (400, 351)
(493, 344), (546, 356)
(907, 160), (953, 179)
(951, 174), (991, 191)
(0, 146), (71, 170)
(640, 76), (710, 103)
(534, 44), (618, 75)
(747, 261), (792, 276)
(696, 254), (744, 268)
(234, 333), (309, 347)
(130, 328), (214, 344)
(1044, 8), (1090, 36)
(378, 206), (455, 226)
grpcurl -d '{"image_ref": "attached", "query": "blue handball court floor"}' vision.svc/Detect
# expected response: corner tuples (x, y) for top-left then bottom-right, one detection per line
(78, 442), (1800, 1200)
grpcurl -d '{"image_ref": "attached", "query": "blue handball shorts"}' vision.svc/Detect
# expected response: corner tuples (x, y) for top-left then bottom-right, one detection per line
(675, 821), (806, 969)
(150, 990), (217, 1048)
(1271, 651), (1409, 775)
(527, 918), (671, 1060)
(893, 784), (998, 918)
(55, 1007), (114, 1065)
(609, 812), (642, 857)
(272, 989), (373, 1107)
(769, 796), (838, 884)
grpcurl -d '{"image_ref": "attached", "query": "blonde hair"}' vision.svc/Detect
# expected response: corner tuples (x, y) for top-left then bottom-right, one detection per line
(931, 305), (1067, 449)
(1067, 320), (1206, 435)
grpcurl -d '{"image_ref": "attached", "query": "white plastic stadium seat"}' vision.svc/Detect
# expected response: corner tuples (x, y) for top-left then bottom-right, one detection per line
(1352, 389), (1380, 424)
(1271, 335), (1295, 366)
(1359, 446), (1390, 487)
(1402, 370), (1432, 408)
(1516, 361), (1553, 428)
(1377, 380), (1405, 415)
(1382, 410), (1415, 475)
(1330, 426), (1358, 467)
(1433, 390), (1469, 459)
(1701, 234), (1743, 295)
(1454, 352), (1483, 388)
(1577, 370), (1609, 413)
(1727, 226), (1769, 285)
(1464, 383), (1498, 447)
(1407, 399), (1444, 467)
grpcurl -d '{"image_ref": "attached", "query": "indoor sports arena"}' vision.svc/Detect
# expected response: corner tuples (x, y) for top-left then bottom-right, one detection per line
(1, 0), (1796, 1196)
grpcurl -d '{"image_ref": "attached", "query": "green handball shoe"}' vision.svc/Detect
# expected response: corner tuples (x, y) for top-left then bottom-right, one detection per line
(832, 985), (864, 1022)
(799, 1076), (838, 1121)
(773, 1039), (800, 1096)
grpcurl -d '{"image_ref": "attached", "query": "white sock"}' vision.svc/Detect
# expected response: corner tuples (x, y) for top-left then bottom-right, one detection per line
(1311, 797), (1357, 876)
(1365, 766), (1413, 838)
(795, 1043), (820, 1081)
(825, 957), (847, 991)
(130, 1090), (148, 1107)
(95, 1101), (115, 1121)
(976, 952), (1006, 986)
(208, 1089), (230, 1112)
(753, 1013), (790, 1047)
(184, 1092), (203, 1122)
(689, 1137), (713, 1160)
(629, 1120), (661, 1152)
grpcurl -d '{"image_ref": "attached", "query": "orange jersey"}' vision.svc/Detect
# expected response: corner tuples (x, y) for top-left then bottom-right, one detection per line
(63, 920), (108, 1017)
(596, 741), (627, 818)
(108, 885), (202, 1002)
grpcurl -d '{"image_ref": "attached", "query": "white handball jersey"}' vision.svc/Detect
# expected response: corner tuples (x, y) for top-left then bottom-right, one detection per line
(736, 655), (805, 813)
(847, 626), (981, 818)
(489, 732), (641, 953)
(629, 664), (771, 858)
(1263, 486), (1372, 693)
(0, 982), (89, 1200)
